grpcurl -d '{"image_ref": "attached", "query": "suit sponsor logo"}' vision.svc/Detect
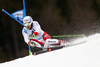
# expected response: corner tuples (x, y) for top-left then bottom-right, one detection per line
(48, 41), (56, 43)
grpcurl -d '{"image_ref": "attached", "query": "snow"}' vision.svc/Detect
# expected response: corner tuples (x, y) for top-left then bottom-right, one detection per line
(0, 33), (100, 67)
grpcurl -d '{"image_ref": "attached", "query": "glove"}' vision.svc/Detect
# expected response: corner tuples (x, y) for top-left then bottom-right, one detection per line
(30, 42), (36, 47)
(28, 32), (38, 39)
(28, 41), (36, 47)
(33, 32), (38, 36)
(28, 34), (34, 40)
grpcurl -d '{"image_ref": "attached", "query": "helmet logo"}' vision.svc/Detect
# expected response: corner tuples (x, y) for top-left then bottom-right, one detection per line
(24, 19), (29, 22)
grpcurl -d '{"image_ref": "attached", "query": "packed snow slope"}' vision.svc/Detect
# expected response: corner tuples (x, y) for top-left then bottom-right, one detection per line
(0, 33), (100, 67)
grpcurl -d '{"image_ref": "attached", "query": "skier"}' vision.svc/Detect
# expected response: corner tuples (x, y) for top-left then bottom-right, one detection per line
(22, 16), (68, 49)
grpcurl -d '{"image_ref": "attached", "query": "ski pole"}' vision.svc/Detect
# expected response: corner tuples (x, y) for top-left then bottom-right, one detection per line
(23, 0), (32, 55)
(32, 34), (84, 38)
(28, 45), (32, 55)
(52, 34), (84, 37)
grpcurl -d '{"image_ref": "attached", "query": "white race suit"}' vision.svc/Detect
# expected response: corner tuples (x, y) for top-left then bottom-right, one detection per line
(22, 21), (60, 48)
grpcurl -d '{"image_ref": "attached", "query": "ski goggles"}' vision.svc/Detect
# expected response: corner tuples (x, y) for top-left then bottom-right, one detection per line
(24, 22), (31, 26)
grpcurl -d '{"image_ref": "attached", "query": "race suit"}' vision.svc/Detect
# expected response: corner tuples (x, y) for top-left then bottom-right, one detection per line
(22, 21), (60, 48)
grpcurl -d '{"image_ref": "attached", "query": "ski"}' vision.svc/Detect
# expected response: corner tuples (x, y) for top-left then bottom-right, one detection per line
(32, 41), (86, 55)
(32, 46), (63, 55)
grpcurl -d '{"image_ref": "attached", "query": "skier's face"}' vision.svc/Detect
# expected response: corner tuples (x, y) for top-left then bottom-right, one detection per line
(26, 25), (31, 29)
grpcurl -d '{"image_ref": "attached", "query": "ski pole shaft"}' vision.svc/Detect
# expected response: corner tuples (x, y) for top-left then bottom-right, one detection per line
(32, 34), (84, 39)
(52, 34), (84, 37)
(28, 45), (32, 55)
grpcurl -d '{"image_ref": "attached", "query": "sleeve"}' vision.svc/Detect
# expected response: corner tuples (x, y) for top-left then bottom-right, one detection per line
(33, 21), (42, 36)
(22, 28), (30, 45)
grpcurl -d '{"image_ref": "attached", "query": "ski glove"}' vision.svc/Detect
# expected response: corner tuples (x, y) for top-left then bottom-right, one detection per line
(28, 32), (39, 40)
(28, 41), (36, 47)
(33, 32), (38, 36)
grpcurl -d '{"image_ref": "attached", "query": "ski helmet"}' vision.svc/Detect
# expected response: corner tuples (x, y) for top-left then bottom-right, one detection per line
(23, 16), (33, 26)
